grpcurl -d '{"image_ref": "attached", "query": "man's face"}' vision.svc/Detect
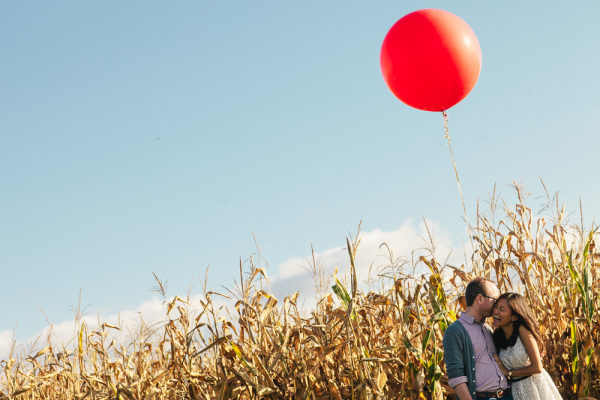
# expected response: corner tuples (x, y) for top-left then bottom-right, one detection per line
(480, 282), (500, 317)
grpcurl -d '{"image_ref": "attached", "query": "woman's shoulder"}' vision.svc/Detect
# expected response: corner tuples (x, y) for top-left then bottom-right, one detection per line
(518, 323), (532, 337)
(517, 324), (539, 349)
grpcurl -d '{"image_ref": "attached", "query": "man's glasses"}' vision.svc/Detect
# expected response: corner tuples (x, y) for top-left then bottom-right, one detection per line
(481, 294), (498, 301)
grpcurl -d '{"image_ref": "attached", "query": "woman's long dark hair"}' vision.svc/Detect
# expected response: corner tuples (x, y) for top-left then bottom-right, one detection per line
(492, 292), (544, 353)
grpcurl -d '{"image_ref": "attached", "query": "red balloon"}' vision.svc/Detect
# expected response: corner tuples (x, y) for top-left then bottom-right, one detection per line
(380, 9), (482, 112)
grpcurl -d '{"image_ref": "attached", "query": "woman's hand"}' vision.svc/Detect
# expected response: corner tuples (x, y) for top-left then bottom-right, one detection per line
(493, 354), (509, 376)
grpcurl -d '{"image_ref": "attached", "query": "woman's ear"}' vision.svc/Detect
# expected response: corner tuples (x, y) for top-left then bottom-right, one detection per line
(511, 314), (518, 322)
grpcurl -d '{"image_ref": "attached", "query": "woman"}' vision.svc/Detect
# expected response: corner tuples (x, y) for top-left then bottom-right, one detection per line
(491, 292), (562, 400)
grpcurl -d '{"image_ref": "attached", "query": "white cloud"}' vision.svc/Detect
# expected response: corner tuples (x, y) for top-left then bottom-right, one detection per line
(275, 219), (460, 281)
(0, 295), (227, 361)
(270, 219), (464, 314)
(0, 220), (462, 361)
(0, 330), (15, 360)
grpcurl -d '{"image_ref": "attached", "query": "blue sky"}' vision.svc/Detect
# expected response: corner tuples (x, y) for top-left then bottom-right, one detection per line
(1, 1), (599, 344)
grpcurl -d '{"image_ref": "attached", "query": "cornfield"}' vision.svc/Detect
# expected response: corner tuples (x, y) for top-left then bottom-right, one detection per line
(1, 184), (599, 399)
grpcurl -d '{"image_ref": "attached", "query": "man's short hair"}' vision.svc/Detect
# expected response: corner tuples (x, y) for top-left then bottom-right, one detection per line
(465, 277), (494, 307)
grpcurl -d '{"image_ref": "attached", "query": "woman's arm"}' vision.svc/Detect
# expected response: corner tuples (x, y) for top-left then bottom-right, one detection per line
(510, 325), (543, 377)
(492, 353), (509, 377)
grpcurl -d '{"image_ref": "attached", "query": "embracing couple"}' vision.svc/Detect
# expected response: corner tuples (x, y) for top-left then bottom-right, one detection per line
(443, 277), (562, 400)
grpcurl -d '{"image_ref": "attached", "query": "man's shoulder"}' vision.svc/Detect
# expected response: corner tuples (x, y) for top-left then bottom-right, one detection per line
(443, 319), (467, 342)
(445, 319), (466, 334)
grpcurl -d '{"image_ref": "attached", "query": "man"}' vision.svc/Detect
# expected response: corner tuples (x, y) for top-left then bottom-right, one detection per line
(443, 277), (511, 400)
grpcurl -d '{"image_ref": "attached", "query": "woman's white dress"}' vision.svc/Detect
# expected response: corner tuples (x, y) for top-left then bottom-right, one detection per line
(498, 336), (562, 400)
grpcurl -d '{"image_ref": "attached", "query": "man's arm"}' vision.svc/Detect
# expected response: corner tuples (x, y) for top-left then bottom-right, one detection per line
(452, 382), (473, 400)
(443, 326), (471, 399)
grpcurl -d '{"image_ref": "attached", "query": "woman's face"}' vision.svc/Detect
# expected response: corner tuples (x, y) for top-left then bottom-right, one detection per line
(492, 298), (517, 328)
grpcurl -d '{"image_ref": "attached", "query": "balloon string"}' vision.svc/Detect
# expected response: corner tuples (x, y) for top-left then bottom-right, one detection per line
(442, 111), (475, 263)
